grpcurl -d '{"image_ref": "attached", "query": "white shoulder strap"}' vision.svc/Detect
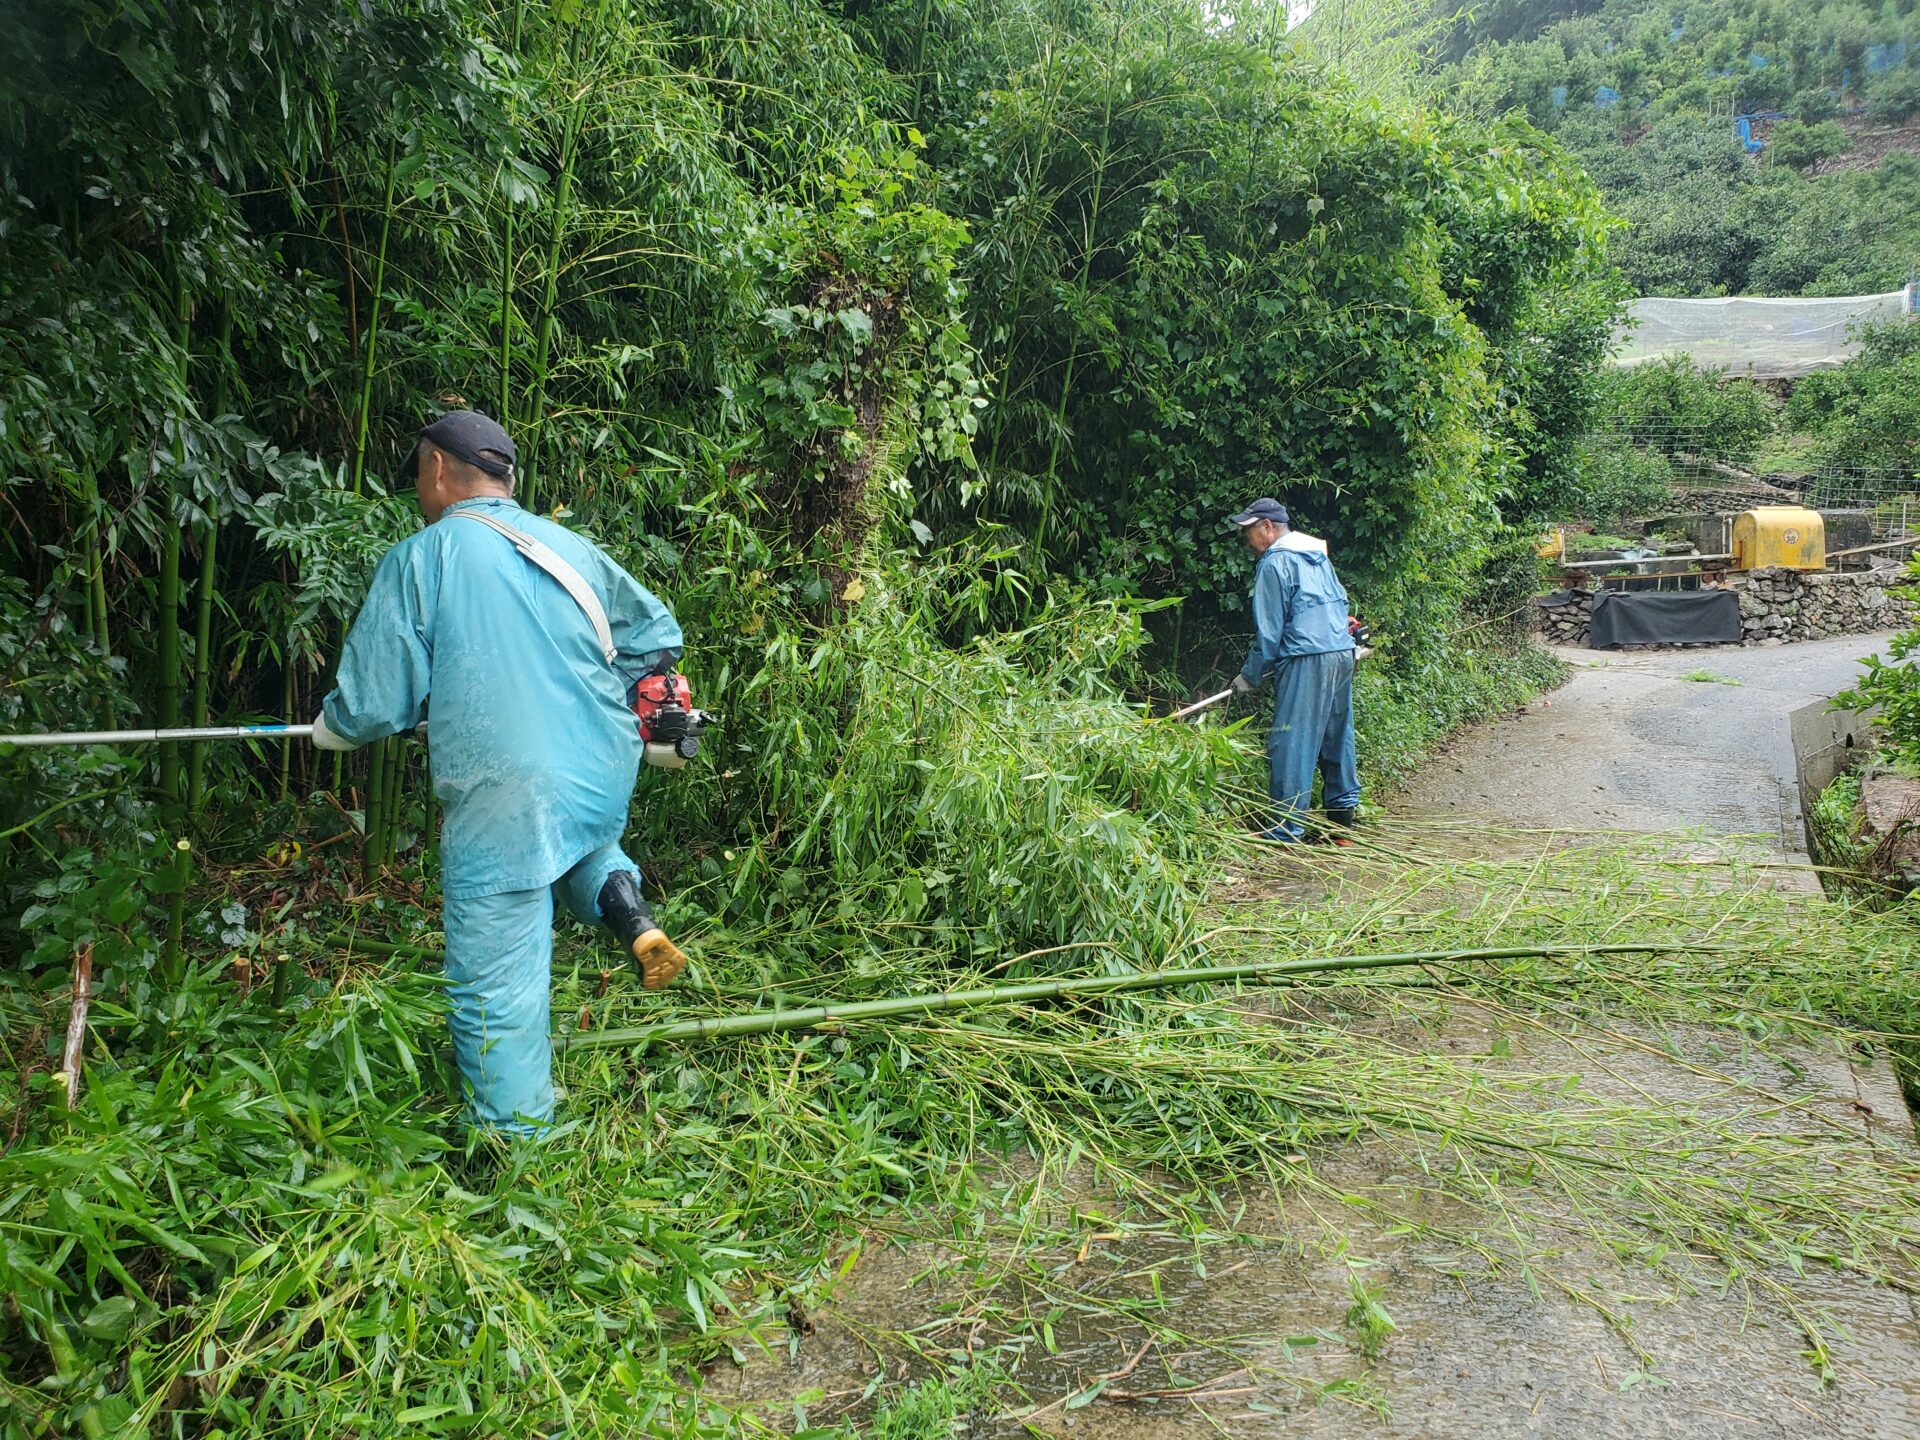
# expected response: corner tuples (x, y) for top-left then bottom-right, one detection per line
(450, 510), (618, 664)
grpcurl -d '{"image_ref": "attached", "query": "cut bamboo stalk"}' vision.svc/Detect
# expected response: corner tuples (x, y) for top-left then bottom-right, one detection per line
(349, 143), (398, 499)
(56, 944), (93, 1109)
(552, 942), (1715, 1053)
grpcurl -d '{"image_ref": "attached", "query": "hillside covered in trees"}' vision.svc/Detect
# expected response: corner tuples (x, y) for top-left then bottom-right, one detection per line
(1432, 0), (1920, 295)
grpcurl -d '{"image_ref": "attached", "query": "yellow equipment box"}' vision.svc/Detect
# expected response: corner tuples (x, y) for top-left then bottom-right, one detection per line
(1731, 506), (1824, 571)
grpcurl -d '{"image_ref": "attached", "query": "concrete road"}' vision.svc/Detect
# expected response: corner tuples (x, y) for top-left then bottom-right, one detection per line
(1398, 634), (1900, 861)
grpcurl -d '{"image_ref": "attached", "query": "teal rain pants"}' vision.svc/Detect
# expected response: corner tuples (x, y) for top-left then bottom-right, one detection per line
(441, 840), (642, 1134)
(1266, 649), (1361, 842)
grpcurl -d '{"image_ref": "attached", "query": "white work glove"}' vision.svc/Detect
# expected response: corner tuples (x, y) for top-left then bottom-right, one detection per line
(310, 712), (360, 752)
(1231, 673), (1255, 695)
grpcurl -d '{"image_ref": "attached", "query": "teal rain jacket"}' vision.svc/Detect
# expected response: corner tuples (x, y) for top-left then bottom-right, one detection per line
(1237, 538), (1354, 688)
(322, 496), (682, 899)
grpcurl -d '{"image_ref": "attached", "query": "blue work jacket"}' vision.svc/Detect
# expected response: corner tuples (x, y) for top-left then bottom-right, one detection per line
(322, 496), (683, 898)
(1238, 537), (1354, 688)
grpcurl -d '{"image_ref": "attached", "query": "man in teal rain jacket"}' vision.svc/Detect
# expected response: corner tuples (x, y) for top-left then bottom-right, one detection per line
(1227, 498), (1361, 843)
(313, 410), (687, 1135)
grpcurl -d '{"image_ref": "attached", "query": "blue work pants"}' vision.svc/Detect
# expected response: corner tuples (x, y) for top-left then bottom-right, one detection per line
(1266, 649), (1361, 841)
(441, 840), (641, 1134)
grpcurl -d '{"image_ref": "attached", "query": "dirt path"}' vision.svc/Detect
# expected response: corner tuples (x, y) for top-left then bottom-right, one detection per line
(714, 636), (1920, 1438)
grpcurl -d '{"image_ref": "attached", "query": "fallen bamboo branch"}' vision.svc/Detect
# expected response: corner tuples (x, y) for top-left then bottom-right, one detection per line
(1107, 1367), (1251, 1403)
(56, 944), (93, 1109)
(551, 943), (1723, 1054)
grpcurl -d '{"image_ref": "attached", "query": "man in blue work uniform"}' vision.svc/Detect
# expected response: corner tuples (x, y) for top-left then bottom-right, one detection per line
(1228, 498), (1361, 843)
(312, 410), (688, 1135)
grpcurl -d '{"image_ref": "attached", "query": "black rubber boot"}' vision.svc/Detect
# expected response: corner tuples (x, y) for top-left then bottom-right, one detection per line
(1326, 808), (1358, 830)
(596, 872), (688, 990)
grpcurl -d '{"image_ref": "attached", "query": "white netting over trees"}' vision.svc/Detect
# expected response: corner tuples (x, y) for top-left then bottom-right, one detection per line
(1612, 289), (1917, 378)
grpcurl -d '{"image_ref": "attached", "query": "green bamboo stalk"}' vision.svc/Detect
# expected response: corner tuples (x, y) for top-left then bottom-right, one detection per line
(278, 662), (295, 801)
(314, 937), (1720, 1030)
(349, 144), (399, 499)
(187, 305), (233, 813)
(383, 737), (407, 864)
(523, 22), (595, 512)
(422, 752), (439, 872)
(43, 1321), (107, 1439)
(157, 280), (192, 801)
(157, 525), (182, 800)
(910, 0), (935, 122)
(322, 932), (432, 960)
(362, 738), (389, 880)
(498, 0), (530, 425)
(161, 838), (192, 986)
(270, 952), (292, 1009)
(185, 497), (219, 811)
(554, 942), (1717, 1053)
(87, 529), (109, 656)
(80, 548), (96, 649)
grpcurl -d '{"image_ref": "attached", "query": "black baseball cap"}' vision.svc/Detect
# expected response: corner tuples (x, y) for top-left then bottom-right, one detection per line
(1228, 498), (1289, 526)
(412, 409), (517, 480)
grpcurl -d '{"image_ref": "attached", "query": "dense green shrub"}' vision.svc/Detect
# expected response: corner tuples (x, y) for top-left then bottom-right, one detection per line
(1744, 155), (1920, 297)
(1767, 118), (1850, 170)
(1867, 66), (1920, 122)
(892, 5), (1622, 659)
(1836, 556), (1920, 774)
(1788, 86), (1841, 123)
(1564, 438), (1676, 523)
(1783, 319), (1920, 481)
(1597, 356), (1775, 465)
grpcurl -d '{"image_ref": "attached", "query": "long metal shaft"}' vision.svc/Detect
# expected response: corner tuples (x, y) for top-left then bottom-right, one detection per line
(2, 721), (430, 748)
(1165, 688), (1235, 722)
(0, 723), (316, 748)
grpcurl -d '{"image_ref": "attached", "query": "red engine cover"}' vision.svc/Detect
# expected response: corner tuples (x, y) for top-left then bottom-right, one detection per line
(632, 673), (693, 741)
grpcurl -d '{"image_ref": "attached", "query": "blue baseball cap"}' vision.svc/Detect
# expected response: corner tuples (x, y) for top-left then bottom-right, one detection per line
(1228, 498), (1289, 526)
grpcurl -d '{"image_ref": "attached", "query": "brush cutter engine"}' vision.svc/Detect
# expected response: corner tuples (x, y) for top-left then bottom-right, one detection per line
(633, 673), (716, 770)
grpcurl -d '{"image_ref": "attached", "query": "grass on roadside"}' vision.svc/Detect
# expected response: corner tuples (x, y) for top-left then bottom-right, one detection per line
(5, 822), (1919, 1435)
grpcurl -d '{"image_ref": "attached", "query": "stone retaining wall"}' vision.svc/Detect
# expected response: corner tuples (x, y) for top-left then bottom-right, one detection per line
(1534, 567), (1914, 648)
(1735, 566), (1916, 645)
(1535, 589), (1592, 646)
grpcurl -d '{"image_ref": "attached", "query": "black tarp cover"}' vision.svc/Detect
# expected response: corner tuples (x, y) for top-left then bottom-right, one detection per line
(1587, 588), (1742, 649)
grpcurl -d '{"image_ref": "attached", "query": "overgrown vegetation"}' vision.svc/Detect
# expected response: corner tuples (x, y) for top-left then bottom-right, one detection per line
(1838, 552), (1920, 772)
(29, 0), (1920, 1434)
(8, 829), (1920, 1434)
